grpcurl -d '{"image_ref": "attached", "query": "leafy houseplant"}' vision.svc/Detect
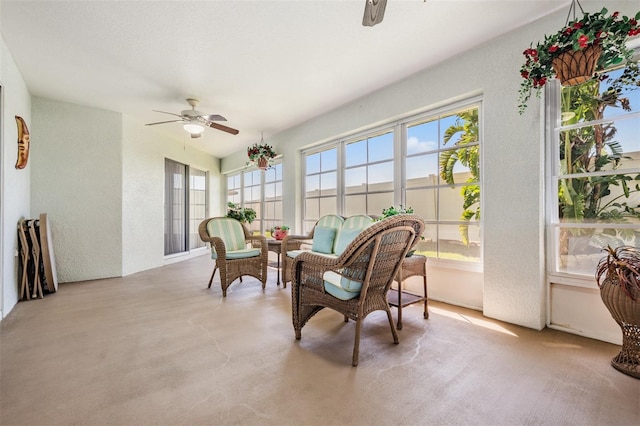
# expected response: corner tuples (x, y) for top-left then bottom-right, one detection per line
(518, 5), (640, 113)
(379, 206), (420, 255)
(247, 141), (277, 170)
(595, 246), (640, 378)
(226, 202), (256, 224)
(380, 205), (414, 219)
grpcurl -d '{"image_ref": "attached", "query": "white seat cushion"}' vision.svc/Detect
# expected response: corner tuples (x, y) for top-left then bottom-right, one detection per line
(323, 270), (362, 300)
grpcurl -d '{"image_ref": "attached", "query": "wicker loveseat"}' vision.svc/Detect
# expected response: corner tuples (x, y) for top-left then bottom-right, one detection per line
(281, 214), (376, 287)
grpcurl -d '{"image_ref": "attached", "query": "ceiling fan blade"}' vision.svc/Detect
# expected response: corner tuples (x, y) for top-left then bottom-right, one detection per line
(201, 114), (227, 122)
(205, 121), (239, 135)
(145, 119), (184, 126)
(362, 0), (387, 27)
(152, 110), (184, 118)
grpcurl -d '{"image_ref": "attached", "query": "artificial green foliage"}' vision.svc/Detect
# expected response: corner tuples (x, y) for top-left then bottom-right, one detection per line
(518, 6), (640, 113)
(226, 202), (257, 224)
(380, 205), (414, 218)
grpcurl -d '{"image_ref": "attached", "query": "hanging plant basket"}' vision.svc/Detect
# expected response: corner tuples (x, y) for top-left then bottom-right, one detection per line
(257, 157), (268, 170)
(517, 3), (640, 114)
(552, 44), (602, 86)
(247, 132), (277, 170)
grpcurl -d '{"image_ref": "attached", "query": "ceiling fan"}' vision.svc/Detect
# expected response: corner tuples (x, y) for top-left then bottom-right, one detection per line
(362, 0), (387, 27)
(145, 98), (239, 138)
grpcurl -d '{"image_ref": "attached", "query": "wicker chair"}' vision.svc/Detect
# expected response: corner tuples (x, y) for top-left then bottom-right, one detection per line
(291, 214), (425, 366)
(198, 217), (268, 297)
(281, 214), (345, 287)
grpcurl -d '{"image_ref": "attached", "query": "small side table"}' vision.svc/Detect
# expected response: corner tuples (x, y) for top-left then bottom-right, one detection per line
(267, 240), (284, 285)
(387, 254), (428, 330)
(266, 239), (301, 286)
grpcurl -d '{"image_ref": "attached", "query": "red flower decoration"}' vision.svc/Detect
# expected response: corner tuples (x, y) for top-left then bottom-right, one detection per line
(578, 34), (590, 48)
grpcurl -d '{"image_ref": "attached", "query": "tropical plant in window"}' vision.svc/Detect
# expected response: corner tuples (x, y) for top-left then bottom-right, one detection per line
(558, 64), (640, 261)
(439, 109), (480, 245)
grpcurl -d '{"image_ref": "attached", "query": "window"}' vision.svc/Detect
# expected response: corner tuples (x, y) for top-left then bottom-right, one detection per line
(225, 160), (284, 234)
(548, 62), (640, 278)
(164, 159), (208, 256)
(189, 168), (207, 249)
(243, 169), (262, 233)
(304, 148), (338, 232)
(301, 99), (482, 264)
(263, 163), (283, 233)
(344, 131), (395, 216)
(227, 173), (242, 205)
(405, 106), (481, 262)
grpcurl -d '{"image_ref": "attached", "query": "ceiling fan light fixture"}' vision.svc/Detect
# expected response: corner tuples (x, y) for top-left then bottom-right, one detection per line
(183, 122), (204, 135)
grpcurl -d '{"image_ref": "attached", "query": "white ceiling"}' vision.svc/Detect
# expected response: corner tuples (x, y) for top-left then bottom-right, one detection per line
(1, 0), (570, 158)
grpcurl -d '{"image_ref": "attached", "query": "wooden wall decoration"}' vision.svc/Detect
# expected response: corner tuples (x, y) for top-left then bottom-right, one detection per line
(17, 213), (58, 300)
(15, 115), (30, 169)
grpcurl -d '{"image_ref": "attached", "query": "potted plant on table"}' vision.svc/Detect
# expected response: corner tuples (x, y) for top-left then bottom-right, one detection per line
(595, 245), (640, 378)
(380, 205), (414, 219)
(518, 4), (640, 113)
(271, 225), (290, 240)
(379, 205), (420, 256)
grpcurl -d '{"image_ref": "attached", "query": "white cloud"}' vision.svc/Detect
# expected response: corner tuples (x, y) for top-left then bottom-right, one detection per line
(407, 136), (437, 153)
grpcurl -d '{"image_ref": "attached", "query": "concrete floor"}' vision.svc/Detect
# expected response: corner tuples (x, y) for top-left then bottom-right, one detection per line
(1, 254), (638, 425)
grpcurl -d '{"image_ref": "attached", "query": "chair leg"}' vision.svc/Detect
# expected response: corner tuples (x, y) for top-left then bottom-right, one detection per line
(352, 319), (362, 366)
(385, 308), (399, 344)
(207, 266), (217, 289)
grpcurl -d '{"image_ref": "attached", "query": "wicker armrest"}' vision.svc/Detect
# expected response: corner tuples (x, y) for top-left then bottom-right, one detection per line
(292, 250), (342, 293)
(209, 236), (227, 258)
(246, 234), (268, 253)
(282, 234), (312, 255)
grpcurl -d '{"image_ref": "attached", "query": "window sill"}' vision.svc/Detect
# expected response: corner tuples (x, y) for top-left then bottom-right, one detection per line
(547, 272), (598, 289)
(426, 257), (483, 273)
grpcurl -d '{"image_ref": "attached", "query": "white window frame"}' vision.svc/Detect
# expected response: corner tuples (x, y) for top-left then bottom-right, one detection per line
(301, 96), (483, 271)
(225, 159), (284, 235)
(545, 44), (640, 288)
